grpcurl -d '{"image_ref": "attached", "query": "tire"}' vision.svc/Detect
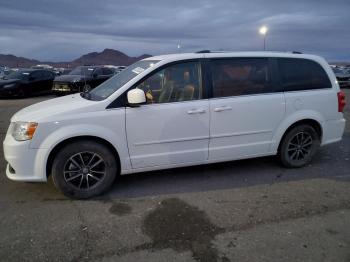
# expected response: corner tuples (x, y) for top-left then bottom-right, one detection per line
(52, 140), (118, 199)
(278, 124), (320, 168)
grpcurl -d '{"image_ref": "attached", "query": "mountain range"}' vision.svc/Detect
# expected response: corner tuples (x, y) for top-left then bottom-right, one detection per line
(0, 49), (151, 68)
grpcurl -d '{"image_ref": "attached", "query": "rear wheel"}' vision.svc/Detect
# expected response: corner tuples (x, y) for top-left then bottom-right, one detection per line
(52, 140), (118, 199)
(279, 124), (320, 168)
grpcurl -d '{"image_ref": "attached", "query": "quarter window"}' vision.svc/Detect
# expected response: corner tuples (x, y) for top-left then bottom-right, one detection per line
(136, 61), (202, 104)
(211, 58), (273, 98)
(278, 58), (332, 91)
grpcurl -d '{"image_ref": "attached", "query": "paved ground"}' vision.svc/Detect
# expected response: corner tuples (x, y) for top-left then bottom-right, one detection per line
(0, 91), (349, 262)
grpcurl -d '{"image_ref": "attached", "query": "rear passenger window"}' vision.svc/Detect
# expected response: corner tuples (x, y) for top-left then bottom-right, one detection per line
(211, 58), (273, 98)
(278, 58), (331, 91)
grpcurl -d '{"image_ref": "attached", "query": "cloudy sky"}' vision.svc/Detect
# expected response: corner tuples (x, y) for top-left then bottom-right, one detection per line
(0, 0), (349, 61)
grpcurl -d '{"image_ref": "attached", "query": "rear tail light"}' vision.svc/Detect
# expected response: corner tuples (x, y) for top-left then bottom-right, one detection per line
(337, 91), (346, 112)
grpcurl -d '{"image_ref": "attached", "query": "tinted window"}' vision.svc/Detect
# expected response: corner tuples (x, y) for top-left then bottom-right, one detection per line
(102, 68), (114, 75)
(136, 61), (202, 104)
(93, 68), (103, 76)
(211, 58), (273, 98)
(43, 71), (54, 79)
(278, 58), (331, 91)
(30, 71), (43, 80)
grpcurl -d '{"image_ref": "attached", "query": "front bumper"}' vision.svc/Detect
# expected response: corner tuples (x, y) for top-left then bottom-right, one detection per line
(0, 88), (20, 97)
(3, 133), (48, 182)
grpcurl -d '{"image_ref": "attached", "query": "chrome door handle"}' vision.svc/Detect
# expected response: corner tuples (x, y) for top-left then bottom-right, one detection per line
(187, 109), (206, 114)
(214, 106), (232, 112)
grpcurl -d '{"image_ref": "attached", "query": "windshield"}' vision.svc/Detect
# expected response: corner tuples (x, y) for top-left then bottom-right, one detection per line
(69, 66), (95, 76)
(88, 60), (160, 100)
(4, 71), (30, 80)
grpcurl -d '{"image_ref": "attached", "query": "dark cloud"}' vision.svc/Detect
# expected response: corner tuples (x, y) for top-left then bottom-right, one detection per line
(0, 0), (349, 61)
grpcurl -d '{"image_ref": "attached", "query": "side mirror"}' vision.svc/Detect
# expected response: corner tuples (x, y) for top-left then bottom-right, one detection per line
(93, 73), (98, 78)
(127, 89), (146, 107)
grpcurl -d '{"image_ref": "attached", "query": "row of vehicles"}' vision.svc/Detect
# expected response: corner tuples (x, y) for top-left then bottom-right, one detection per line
(0, 65), (126, 98)
(330, 65), (350, 88)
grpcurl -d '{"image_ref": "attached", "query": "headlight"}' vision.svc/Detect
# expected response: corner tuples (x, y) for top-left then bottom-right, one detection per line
(3, 83), (16, 88)
(11, 122), (38, 141)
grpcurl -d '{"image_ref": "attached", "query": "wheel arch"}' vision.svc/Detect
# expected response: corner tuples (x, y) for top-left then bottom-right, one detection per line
(46, 135), (121, 178)
(276, 119), (323, 153)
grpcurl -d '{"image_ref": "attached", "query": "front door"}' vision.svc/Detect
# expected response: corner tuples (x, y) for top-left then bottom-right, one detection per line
(126, 61), (210, 169)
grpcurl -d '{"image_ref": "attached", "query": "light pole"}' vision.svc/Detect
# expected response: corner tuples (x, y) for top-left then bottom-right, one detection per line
(259, 26), (268, 51)
(177, 42), (181, 53)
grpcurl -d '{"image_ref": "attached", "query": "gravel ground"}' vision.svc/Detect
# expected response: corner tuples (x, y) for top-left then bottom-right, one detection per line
(0, 90), (349, 262)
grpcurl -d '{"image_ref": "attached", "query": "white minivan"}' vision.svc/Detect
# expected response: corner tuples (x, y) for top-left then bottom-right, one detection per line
(3, 51), (346, 198)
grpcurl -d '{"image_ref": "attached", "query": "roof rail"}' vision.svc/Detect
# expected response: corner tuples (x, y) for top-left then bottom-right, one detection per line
(292, 51), (303, 54)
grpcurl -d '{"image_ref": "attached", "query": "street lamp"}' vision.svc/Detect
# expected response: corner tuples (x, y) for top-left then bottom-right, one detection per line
(259, 26), (268, 51)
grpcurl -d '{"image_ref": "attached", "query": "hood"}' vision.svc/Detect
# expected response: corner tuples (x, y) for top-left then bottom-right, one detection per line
(11, 94), (103, 122)
(0, 79), (20, 86)
(54, 74), (90, 82)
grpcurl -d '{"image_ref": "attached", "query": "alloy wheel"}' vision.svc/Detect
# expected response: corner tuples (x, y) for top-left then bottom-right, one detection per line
(63, 151), (106, 190)
(287, 131), (313, 161)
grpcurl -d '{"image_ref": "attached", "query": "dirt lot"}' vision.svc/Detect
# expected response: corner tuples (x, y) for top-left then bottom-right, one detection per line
(0, 91), (349, 262)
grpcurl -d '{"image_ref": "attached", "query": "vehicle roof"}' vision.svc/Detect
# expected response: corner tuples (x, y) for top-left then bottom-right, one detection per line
(144, 51), (324, 62)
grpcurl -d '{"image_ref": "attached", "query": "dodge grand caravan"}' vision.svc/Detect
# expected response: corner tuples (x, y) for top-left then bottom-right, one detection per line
(3, 52), (346, 198)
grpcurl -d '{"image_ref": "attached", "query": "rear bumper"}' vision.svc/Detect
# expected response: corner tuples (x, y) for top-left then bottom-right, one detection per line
(322, 118), (346, 145)
(3, 134), (47, 182)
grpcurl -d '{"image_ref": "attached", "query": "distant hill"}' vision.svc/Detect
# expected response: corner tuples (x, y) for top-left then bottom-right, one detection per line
(0, 49), (151, 68)
(0, 54), (41, 68)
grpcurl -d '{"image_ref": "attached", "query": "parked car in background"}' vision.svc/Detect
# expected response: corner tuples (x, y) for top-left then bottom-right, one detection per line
(104, 65), (127, 74)
(333, 67), (350, 88)
(0, 69), (55, 97)
(3, 52), (346, 198)
(0, 66), (11, 79)
(31, 64), (54, 70)
(52, 65), (115, 95)
(53, 68), (72, 76)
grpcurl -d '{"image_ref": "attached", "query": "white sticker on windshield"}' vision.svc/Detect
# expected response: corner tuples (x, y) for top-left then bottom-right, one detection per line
(88, 68), (94, 71)
(132, 67), (145, 74)
(22, 72), (30, 75)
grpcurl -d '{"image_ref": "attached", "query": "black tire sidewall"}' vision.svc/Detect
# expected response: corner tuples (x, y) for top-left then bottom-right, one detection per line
(279, 124), (320, 168)
(52, 140), (117, 199)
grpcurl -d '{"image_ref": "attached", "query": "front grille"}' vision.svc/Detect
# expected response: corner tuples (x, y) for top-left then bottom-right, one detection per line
(53, 82), (71, 91)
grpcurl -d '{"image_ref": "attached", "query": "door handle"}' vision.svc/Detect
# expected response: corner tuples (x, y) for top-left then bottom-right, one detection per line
(214, 106), (232, 112)
(187, 109), (206, 114)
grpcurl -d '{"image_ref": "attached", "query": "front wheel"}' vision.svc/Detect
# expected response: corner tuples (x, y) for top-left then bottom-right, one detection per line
(278, 124), (320, 168)
(52, 140), (118, 199)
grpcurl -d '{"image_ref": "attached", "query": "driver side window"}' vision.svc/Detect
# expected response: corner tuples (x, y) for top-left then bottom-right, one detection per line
(135, 61), (202, 104)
